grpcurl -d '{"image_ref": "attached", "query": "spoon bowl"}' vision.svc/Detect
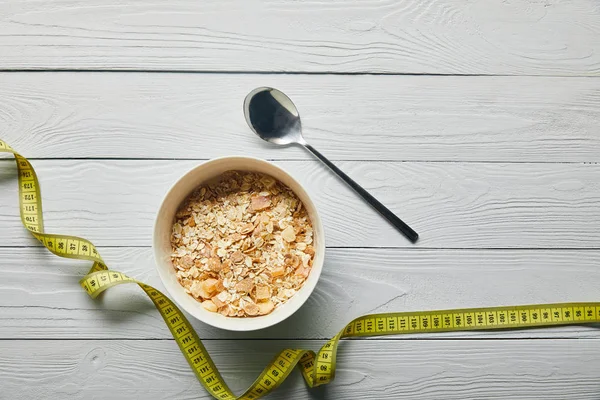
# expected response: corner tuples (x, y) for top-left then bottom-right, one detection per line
(243, 87), (305, 146)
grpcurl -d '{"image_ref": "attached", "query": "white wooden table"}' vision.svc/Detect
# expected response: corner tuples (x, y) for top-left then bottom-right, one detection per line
(1, 1), (600, 398)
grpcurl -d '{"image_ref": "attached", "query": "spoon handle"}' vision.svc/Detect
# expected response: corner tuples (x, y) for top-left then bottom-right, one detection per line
(303, 144), (419, 243)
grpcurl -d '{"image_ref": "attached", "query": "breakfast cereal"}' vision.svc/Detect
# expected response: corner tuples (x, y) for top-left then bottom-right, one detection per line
(170, 171), (315, 317)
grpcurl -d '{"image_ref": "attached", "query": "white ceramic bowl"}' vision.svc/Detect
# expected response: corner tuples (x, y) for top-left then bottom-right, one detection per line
(153, 157), (325, 331)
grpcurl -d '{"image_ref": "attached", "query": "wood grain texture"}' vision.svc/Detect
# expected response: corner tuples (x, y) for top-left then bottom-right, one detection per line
(1, 73), (600, 162)
(2, 339), (600, 399)
(0, 0), (599, 75)
(1, 159), (599, 248)
(1, 0), (598, 395)
(2, 247), (600, 340)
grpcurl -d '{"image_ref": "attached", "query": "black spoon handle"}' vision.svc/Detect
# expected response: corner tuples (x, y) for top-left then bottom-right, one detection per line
(303, 143), (419, 243)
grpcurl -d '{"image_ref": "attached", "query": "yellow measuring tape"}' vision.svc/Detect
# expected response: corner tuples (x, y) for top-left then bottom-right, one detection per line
(2, 137), (599, 399)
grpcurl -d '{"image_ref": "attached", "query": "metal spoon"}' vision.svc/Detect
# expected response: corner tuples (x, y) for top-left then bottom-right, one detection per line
(243, 87), (419, 243)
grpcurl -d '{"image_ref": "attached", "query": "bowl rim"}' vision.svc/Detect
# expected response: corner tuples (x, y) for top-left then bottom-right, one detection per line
(152, 156), (325, 331)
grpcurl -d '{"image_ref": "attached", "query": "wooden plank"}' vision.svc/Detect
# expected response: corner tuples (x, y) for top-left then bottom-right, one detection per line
(2, 339), (600, 399)
(0, 0), (599, 75)
(2, 247), (600, 339)
(1, 73), (600, 162)
(1, 159), (599, 248)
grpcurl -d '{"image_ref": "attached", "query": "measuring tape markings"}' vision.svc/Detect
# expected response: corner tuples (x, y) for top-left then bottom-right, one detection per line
(2, 138), (599, 399)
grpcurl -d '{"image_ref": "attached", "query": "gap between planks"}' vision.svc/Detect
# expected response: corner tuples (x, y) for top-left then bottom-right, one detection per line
(1, 69), (600, 78)
(1, 337), (599, 341)
(0, 70), (597, 77)
(3, 159), (600, 164)
(5, 246), (600, 251)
